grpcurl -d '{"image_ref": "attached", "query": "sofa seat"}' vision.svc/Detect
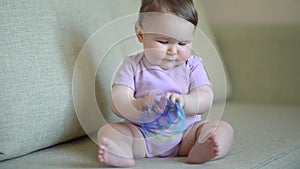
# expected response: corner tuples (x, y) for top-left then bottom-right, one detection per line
(1, 102), (299, 169)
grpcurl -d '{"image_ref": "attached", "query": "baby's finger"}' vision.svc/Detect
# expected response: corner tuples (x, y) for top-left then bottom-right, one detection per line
(145, 93), (155, 106)
(177, 96), (184, 106)
(171, 94), (184, 106)
(170, 95), (177, 103)
(165, 92), (171, 100)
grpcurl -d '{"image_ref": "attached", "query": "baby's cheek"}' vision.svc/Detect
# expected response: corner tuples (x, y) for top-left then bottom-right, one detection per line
(144, 48), (165, 65)
(179, 53), (191, 62)
(180, 46), (192, 60)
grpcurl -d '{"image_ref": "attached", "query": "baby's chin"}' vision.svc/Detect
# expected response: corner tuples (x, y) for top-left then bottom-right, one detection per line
(159, 62), (181, 70)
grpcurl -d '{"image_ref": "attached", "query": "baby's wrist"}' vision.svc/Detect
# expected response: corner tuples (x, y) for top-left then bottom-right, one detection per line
(181, 95), (186, 107)
(132, 98), (146, 112)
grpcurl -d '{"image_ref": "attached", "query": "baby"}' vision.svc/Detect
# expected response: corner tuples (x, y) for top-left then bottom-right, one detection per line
(97, 0), (234, 167)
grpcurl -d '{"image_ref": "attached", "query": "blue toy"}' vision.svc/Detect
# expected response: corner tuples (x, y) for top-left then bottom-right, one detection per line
(140, 96), (186, 142)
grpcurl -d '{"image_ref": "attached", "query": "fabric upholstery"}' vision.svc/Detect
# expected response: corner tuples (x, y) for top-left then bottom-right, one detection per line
(0, 0), (132, 161)
(0, 0), (231, 161)
(1, 102), (299, 169)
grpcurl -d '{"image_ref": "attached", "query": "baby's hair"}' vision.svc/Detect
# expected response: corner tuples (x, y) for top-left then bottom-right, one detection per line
(138, 0), (198, 27)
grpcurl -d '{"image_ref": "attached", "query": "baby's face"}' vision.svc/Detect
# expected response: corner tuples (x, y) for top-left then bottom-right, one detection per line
(138, 13), (195, 70)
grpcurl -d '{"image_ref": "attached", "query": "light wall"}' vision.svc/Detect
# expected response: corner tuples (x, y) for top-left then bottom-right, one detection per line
(201, 0), (300, 25)
(199, 0), (300, 104)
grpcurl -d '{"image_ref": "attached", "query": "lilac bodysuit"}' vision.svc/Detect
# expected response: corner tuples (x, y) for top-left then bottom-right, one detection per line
(113, 52), (211, 157)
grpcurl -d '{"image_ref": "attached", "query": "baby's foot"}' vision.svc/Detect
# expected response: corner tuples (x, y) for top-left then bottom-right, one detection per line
(187, 132), (219, 164)
(98, 137), (135, 167)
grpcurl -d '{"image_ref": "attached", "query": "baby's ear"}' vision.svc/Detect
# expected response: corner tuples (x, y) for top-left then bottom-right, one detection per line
(135, 24), (144, 43)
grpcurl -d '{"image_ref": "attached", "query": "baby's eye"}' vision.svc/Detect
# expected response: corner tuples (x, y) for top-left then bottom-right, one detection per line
(158, 40), (168, 44)
(178, 42), (186, 46)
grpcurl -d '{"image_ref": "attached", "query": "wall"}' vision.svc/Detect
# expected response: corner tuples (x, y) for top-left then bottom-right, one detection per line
(201, 0), (300, 25)
(200, 0), (300, 104)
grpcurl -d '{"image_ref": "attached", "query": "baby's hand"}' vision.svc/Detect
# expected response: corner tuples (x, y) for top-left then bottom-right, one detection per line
(165, 92), (184, 107)
(141, 91), (167, 123)
(143, 92), (166, 114)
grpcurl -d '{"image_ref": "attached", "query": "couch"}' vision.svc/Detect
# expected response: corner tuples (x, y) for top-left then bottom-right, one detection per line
(1, 0), (299, 169)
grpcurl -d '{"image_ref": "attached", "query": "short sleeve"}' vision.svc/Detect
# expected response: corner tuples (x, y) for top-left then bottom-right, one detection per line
(188, 55), (212, 90)
(113, 56), (136, 91)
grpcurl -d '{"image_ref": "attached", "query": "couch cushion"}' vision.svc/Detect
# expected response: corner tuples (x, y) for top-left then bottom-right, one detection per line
(0, 0), (130, 161)
(0, 102), (299, 168)
(0, 0), (231, 161)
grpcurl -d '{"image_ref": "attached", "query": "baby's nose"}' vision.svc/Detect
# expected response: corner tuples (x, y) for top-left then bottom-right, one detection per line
(167, 45), (177, 55)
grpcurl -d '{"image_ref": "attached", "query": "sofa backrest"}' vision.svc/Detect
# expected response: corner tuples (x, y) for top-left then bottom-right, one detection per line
(0, 0), (230, 161)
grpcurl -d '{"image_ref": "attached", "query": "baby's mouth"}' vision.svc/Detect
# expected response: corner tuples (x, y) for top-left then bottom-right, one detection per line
(164, 57), (177, 61)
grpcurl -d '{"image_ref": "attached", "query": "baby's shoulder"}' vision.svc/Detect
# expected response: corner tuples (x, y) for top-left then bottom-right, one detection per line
(186, 55), (203, 68)
(124, 52), (144, 65)
(119, 52), (144, 73)
(187, 55), (203, 63)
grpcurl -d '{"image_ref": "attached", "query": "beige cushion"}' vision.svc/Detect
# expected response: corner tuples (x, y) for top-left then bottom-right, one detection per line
(0, 0), (231, 161)
(0, 0), (113, 161)
(1, 102), (299, 168)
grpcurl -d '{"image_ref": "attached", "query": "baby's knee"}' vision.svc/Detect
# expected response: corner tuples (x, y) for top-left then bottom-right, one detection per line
(98, 123), (134, 140)
(97, 123), (120, 138)
(98, 124), (109, 139)
(219, 121), (233, 131)
(215, 121), (234, 140)
(204, 121), (234, 141)
(208, 121), (233, 132)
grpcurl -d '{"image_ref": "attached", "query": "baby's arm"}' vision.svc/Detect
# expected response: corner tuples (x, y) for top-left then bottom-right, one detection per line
(110, 85), (164, 122)
(166, 85), (213, 116)
(110, 84), (150, 121)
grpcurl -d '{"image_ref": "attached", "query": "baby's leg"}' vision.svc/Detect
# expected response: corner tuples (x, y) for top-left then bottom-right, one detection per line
(179, 121), (234, 164)
(188, 121), (234, 163)
(187, 130), (219, 164)
(97, 122), (146, 167)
